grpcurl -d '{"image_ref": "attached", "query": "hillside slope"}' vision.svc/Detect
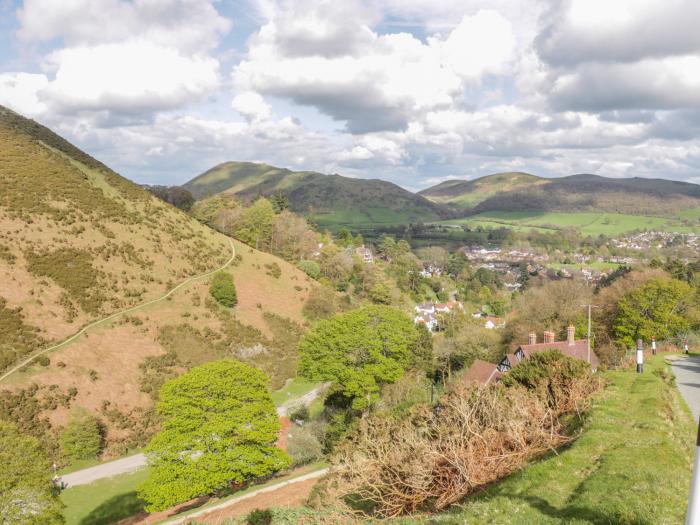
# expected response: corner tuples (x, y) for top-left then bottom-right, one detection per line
(420, 172), (700, 215)
(0, 107), (316, 456)
(185, 161), (450, 228)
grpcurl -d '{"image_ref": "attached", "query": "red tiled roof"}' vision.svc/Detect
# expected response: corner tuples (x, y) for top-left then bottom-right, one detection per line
(505, 353), (519, 366)
(462, 359), (501, 386)
(517, 339), (599, 367)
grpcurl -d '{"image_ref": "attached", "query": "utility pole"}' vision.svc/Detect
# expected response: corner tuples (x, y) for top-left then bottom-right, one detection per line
(581, 304), (599, 364)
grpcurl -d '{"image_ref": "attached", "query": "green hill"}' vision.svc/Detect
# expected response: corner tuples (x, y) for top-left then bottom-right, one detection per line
(185, 161), (451, 228)
(421, 172), (700, 216)
(0, 106), (315, 455)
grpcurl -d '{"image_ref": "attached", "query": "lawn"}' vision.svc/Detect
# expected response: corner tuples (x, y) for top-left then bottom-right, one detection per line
(439, 210), (700, 237)
(60, 468), (149, 525)
(270, 377), (320, 406)
(396, 354), (694, 524)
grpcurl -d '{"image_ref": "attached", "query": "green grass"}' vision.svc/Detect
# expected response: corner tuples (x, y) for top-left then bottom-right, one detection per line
(60, 468), (149, 525)
(439, 210), (700, 236)
(271, 377), (320, 406)
(396, 355), (694, 524)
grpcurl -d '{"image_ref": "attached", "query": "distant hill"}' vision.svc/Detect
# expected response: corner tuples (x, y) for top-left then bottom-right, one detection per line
(184, 161), (451, 228)
(420, 172), (700, 216)
(0, 106), (315, 455)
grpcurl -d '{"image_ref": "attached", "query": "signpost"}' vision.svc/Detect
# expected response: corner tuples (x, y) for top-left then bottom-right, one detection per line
(652, 336), (656, 355)
(636, 339), (644, 373)
(686, 339), (690, 354)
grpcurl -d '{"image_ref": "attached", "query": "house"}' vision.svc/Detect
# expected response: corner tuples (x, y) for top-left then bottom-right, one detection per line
(414, 314), (438, 331)
(483, 316), (505, 330)
(415, 302), (435, 315)
(515, 326), (598, 368)
(355, 245), (374, 264)
(462, 359), (501, 386)
(414, 300), (465, 332)
(497, 352), (522, 372)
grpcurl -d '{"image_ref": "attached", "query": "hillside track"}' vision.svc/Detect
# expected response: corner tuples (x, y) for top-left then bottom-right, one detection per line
(0, 239), (236, 384)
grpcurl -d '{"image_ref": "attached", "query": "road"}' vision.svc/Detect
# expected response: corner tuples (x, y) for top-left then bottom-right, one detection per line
(0, 239), (236, 383)
(671, 355), (700, 422)
(59, 380), (328, 488)
(59, 453), (146, 488)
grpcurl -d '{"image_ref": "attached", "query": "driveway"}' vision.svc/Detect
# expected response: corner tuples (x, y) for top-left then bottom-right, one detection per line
(59, 453), (146, 488)
(670, 355), (700, 422)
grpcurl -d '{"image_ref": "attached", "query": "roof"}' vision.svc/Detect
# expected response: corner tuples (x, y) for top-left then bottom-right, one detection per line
(462, 359), (501, 386)
(504, 353), (519, 366)
(516, 339), (599, 367)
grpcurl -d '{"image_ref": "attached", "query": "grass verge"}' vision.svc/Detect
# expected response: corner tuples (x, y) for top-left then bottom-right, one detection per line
(397, 354), (694, 524)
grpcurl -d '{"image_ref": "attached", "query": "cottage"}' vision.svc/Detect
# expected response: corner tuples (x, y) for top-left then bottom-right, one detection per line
(516, 325), (598, 368)
(355, 245), (374, 264)
(462, 359), (501, 386)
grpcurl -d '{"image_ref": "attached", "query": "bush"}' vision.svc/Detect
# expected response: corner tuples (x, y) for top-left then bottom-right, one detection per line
(246, 509), (273, 525)
(298, 260), (320, 279)
(35, 355), (50, 367)
(59, 409), (103, 461)
(287, 425), (324, 466)
(209, 271), (237, 307)
(302, 286), (336, 320)
(265, 262), (281, 279)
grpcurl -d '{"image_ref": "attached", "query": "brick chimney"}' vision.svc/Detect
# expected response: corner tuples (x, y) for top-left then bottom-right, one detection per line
(528, 331), (536, 345)
(567, 325), (576, 346)
(543, 331), (555, 344)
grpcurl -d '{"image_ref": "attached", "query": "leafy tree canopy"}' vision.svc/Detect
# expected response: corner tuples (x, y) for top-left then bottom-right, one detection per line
(613, 278), (697, 349)
(59, 408), (102, 461)
(0, 421), (63, 524)
(298, 306), (424, 409)
(209, 271), (237, 307)
(138, 360), (290, 511)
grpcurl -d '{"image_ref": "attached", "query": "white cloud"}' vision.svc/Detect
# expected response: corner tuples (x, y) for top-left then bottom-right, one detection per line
(232, 91), (272, 121)
(0, 72), (49, 116)
(234, 6), (516, 132)
(42, 41), (219, 113)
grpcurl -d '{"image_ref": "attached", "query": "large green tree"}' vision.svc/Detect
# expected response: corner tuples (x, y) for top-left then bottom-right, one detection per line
(613, 278), (696, 349)
(138, 360), (290, 511)
(59, 409), (102, 461)
(298, 306), (423, 409)
(0, 421), (63, 524)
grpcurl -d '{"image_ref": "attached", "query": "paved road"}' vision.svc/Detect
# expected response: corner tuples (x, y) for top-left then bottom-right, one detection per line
(671, 355), (700, 422)
(277, 384), (329, 417)
(60, 453), (146, 488)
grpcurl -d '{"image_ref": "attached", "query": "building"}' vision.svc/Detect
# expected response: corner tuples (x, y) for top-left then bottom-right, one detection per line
(355, 245), (374, 264)
(414, 300), (464, 332)
(462, 359), (502, 386)
(461, 325), (598, 387)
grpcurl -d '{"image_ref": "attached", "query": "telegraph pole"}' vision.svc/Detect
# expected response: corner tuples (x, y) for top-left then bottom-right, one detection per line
(581, 304), (599, 364)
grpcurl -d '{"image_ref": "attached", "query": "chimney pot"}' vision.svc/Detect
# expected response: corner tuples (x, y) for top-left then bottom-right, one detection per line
(543, 331), (554, 344)
(528, 331), (536, 345)
(567, 325), (575, 346)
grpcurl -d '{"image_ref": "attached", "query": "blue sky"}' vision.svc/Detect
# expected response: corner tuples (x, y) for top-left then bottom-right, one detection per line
(1, 0), (700, 190)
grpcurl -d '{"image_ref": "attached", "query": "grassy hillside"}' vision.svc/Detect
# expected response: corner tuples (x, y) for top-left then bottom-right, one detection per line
(0, 106), (315, 456)
(420, 172), (545, 210)
(441, 210), (700, 236)
(421, 172), (700, 217)
(397, 355), (693, 524)
(185, 161), (450, 229)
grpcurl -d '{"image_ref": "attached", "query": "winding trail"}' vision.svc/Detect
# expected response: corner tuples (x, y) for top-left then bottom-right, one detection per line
(0, 239), (236, 384)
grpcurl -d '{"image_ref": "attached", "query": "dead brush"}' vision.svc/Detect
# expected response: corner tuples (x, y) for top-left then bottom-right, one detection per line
(325, 357), (602, 518)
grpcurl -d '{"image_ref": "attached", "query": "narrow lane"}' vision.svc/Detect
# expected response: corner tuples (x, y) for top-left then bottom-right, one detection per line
(670, 355), (700, 422)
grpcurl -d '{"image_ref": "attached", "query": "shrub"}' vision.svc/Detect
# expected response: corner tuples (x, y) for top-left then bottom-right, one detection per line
(209, 271), (237, 307)
(298, 260), (321, 279)
(59, 409), (103, 461)
(246, 509), (273, 525)
(287, 424), (324, 466)
(265, 262), (282, 279)
(302, 286), (336, 320)
(35, 355), (50, 367)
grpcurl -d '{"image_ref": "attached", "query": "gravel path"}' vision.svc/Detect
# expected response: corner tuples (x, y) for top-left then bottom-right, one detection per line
(670, 355), (700, 422)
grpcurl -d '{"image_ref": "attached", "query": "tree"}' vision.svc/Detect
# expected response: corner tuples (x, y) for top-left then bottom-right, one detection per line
(270, 190), (289, 214)
(237, 198), (275, 250)
(613, 278), (696, 349)
(209, 271), (237, 307)
(0, 421), (63, 524)
(302, 286), (337, 320)
(138, 360), (290, 511)
(59, 409), (102, 461)
(298, 306), (423, 409)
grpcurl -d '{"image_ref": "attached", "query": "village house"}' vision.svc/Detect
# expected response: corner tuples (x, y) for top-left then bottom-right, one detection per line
(462, 325), (598, 387)
(355, 245), (374, 264)
(414, 300), (465, 332)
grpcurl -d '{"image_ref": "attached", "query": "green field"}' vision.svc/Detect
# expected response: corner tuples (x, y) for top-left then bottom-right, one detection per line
(439, 210), (700, 236)
(397, 355), (694, 524)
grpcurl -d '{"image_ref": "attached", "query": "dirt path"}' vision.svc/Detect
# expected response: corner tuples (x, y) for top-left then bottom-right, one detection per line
(60, 453), (146, 488)
(160, 468), (329, 525)
(0, 239), (236, 384)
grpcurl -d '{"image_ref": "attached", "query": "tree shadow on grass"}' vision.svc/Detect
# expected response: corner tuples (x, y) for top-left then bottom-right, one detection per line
(79, 491), (146, 525)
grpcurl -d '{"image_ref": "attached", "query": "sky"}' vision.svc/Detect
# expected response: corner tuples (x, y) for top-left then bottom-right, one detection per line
(1, 0), (699, 190)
